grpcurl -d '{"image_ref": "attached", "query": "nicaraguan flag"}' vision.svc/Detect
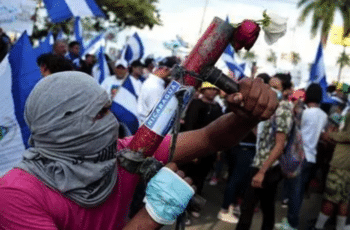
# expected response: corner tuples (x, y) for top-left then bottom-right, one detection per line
(309, 42), (334, 104)
(111, 76), (140, 134)
(83, 33), (105, 56)
(93, 46), (110, 84)
(221, 16), (246, 80)
(0, 31), (41, 175)
(120, 32), (144, 65)
(56, 29), (65, 40)
(74, 16), (84, 54)
(33, 31), (55, 58)
(42, 0), (105, 23)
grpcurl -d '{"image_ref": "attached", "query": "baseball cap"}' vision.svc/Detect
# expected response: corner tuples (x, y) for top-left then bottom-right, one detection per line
(200, 82), (219, 91)
(115, 59), (128, 68)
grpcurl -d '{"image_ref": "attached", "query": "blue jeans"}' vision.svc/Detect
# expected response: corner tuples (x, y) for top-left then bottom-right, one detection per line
(221, 145), (255, 209)
(287, 160), (316, 228)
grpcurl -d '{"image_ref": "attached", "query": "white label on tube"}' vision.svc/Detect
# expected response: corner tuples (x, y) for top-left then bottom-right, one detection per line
(145, 81), (181, 136)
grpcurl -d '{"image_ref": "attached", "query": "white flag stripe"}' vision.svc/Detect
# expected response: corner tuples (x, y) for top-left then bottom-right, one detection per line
(0, 57), (25, 176)
(114, 87), (138, 116)
(128, 37), (141, 56)
(65, 0), (94, 18)
(315, 56), (325, 83)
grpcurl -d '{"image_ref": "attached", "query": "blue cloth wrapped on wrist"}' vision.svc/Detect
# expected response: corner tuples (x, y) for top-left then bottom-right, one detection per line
(143, 167), (195, 225)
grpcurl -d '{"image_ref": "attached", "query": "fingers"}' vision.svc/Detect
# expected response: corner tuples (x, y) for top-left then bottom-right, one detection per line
(260, 89), (279, 120)
(251, 178), (262, 188)
(165, 163), (193, 186)
(226, 77), (278, 120)
(165, 162), (178, 172)
(244, 77), (263, 112)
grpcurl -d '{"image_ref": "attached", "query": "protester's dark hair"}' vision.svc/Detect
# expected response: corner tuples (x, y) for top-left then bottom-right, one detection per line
(256, 73), (270, 84)
(68, 41), (80, 49)
(274, 73), (292, 91)
(305, 83), (323, 104)
(144, 57), (155, 67)
(327, 85), (336, 93)
(37, 53), (74, 74)
(158, 56), (180, 68)
(85, 54), (94, 59)
(129, 59), (144, 73)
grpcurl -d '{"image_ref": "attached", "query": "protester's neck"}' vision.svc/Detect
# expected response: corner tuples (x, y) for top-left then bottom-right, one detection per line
(201, 97), (215, 104)
(307, 102), (319, 108)
(131, 73), (139, 79)
(116, 75), (125, 80)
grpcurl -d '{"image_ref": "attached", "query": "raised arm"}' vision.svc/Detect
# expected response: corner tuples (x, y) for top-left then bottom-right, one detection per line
(173, 77), (278, 163)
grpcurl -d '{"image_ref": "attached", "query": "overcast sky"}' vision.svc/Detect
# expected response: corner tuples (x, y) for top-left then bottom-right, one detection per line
(113, 0), (348, 84)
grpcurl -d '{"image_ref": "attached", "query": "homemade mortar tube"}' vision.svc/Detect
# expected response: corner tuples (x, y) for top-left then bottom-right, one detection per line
(126, 17), (235, 157)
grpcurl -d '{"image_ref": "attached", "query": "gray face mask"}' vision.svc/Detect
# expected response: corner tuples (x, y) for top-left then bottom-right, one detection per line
(18, 71), (119, 207)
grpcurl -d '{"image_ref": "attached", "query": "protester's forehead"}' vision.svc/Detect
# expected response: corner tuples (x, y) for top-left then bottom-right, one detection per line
(33, 71), (104, 99)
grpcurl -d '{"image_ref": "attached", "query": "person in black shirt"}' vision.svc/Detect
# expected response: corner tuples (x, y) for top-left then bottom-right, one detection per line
(180, 82), (224, 219)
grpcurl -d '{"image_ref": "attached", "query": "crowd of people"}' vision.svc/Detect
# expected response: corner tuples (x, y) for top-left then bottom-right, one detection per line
(203, 73), (350, 230)
(1, 27), (350, 230)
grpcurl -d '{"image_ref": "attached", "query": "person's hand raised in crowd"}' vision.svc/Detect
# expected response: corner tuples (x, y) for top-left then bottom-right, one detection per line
(226, 77), (279, 122)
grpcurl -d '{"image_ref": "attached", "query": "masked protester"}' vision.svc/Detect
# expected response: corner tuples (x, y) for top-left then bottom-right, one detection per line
(0, 71), (278, 230)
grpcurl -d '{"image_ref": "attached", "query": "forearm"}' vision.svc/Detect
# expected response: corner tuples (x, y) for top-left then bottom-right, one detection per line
(123, 207), (162, 230)
(172, 112), (259, 163)
(329, 132), (350, 143)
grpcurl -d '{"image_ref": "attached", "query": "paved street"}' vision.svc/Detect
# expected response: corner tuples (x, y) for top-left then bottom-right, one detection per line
(162, 178), (335, 230)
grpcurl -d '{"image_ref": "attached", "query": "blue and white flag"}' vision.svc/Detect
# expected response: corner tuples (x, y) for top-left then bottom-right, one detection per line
(42, 0), (105, 23)
(56, 29), (65, 40)
(120, 32), (144, 65)
(222, 44), (246, 80)
(34, 31), (55, 58)
(309, 42), (334, 104)
(221, 17), (246, 80)
(74, 16), (84, 54)
(111, 76), (139, 134)
(83, 33), (105, 56)
(93, 46), (110, 84)
(0, 31), (41, 175)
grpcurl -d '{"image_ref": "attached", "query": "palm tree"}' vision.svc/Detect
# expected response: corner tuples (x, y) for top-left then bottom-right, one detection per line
(297, 0), (350, 47)
(266, 49), (277, 67)
(336, 46), (350, 82)
(291, 52), (301, 66)
(242, 50), (257, 63)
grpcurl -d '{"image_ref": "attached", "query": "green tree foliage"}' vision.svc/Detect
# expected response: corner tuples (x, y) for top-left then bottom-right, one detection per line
(336, 47), (350, 81)
(291, 52), (301, 66)
(266, 49), (277, 67)
(96, 0), (161, 29)
(242, 50), (257, 62)
(297, 0), (350, 46)
(31, 0), (161, 40)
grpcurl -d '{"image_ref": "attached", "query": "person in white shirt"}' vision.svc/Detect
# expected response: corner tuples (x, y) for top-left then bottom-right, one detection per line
(101, 59), (128, 99)
(128, 60), (146, 97)
(137, 56), (180, 124)
(143, 57), (156, 79)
